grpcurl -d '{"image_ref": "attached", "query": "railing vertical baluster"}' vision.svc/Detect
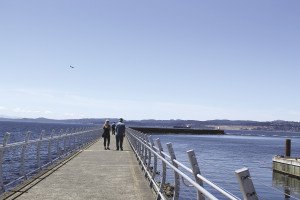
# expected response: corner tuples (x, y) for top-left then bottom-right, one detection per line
(69, 128), (80, 151)
(65, 129), (70, 151)
(135, 133), (140, 161)
(70, 132), (74, 152)
(141, 135), (145, 166)
(156, 138), (166, 200)
(0, 132), (10, 193)
(63, 130), (67, 154)
(71, 128), (77, 151)
(235, 167), (258, 200)
(21, 131), (31, 179)
(133, 132), (138, 156)
(187, 150), (205, 200)
(149, 137), (157, 183)
(37, 130), (44, 170)
(73, 129), (78, 150)
(48, 130), (54, 163)
(143, 134), (148, 168)
(137, 135), (142, 164)
(81, 129), (84, 145)
(2, 133), (10, 146)
(148, 136), (156, 188)
(167, 143), (180, 200)
(66, 129), (70, 150)
(77, 129), (82, 148)
(78, 129), (83, 147)
(56, 129), (62, 157)
(136, 133), (140, 160)
(142, 134), (150, 178)
(146, 135), (152, 174)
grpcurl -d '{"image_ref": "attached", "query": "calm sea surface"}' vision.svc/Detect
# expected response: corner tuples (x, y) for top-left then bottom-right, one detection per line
(0, 121), (94, 143)
(1, 122), (300, 199)
(155, 130), (300, 200)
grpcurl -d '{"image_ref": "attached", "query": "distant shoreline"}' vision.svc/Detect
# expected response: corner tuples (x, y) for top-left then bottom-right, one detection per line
(1, 118), (300, 133)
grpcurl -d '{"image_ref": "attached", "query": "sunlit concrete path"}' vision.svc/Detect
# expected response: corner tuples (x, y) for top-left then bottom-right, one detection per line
(5, 137), (155, 200)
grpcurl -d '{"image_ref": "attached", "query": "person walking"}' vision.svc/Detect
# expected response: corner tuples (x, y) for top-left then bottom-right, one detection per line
(115, 118), (125, 151)
(111, 122), (116, 135)
(102, 119), (111, 150)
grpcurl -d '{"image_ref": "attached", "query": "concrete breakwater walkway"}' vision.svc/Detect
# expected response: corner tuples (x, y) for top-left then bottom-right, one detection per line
(2, 138), (155, 200)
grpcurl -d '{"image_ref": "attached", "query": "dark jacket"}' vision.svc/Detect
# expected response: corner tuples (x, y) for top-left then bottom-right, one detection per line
(111, 123), (116, 131)
(102, 125), (110, 138)
(115, 122), (125, 136)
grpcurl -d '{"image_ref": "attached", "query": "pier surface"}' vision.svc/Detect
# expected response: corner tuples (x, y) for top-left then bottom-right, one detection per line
(3, 138), (155, 200)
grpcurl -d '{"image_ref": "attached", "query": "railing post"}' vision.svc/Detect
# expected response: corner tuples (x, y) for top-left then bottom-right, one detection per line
(187, 150), (204, 200)
(2, 133), (10, 146)
(21, 131), (31, 179)
(0, 132), (10, 193)
(156, 138), (166, 200)
(37, 130), (44, 170)
(285, 139), (291, 157)
(235, 167), (258, 200)
(167, 143), (180, 200)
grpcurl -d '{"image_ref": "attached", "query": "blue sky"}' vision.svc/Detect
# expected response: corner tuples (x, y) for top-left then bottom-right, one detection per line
(0, 1), (300, 121)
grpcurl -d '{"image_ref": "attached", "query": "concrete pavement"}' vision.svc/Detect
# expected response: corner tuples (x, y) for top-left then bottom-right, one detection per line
(3, 136), (155, 200)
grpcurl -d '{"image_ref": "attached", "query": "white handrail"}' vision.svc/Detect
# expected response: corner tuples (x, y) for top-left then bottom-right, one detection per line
(0, 127), (102, 194)
(126, 128), (242, 200)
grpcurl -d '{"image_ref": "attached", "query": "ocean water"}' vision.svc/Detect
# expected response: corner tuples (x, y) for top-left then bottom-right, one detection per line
(0, 121), (95, 143)
(154, 130), (300, 199)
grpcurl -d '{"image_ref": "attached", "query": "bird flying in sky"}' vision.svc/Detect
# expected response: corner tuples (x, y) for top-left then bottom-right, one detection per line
(70, 65), (74, 68)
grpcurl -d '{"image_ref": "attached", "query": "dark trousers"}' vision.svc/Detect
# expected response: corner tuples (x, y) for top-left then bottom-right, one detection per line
(116, 135), (124, 150)
(104, 136), (110, 147)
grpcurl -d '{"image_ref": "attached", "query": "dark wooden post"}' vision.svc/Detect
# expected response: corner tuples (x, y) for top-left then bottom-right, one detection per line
(285, 139), (291, 157)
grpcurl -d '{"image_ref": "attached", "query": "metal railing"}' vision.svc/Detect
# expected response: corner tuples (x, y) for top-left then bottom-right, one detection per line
(0, 127), (102, 194)
(126, 128), (258, 200)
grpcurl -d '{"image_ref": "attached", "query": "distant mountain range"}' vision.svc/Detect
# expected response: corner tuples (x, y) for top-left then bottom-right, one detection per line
(1, 117), (300, 132)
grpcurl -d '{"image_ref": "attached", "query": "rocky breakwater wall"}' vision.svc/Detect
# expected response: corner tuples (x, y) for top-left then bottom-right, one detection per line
(130, 127), (225, 135)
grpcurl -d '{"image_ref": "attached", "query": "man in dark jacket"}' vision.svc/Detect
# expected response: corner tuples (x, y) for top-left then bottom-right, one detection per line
(115, 118), (125, 151)
(111, 122), (116, 135)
